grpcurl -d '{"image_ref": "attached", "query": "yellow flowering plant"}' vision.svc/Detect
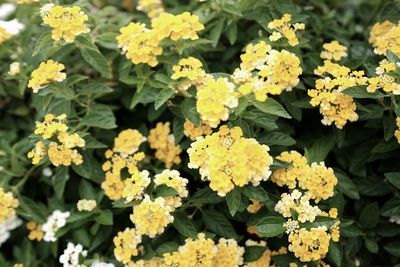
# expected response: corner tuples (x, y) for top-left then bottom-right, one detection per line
(2, 0), (400, 266)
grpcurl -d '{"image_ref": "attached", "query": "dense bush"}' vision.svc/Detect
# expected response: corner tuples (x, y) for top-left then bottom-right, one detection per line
(1, 0), (400, 266)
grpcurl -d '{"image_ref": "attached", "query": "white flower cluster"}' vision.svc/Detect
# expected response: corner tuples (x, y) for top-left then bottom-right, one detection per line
(42, 210), (70, 242)
(59, 242), (87, 267)
(90, 261), (115, 267)
(275, 189), (321, 223)
(77, 199), (97, 212)
(390, 215), (400, 225)
(0, 216), (22, 247)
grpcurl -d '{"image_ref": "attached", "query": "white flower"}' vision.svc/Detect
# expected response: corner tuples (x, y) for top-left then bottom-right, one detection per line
(0, 19), (24, 35)
(0, 3), (15, 20)
(0, 216), (22, 247)
(42, 210), (70, 242)
(77, 199), (97, 212)
(59, 242), (87, 267)
(40, 3), (54, 18)
(43, 167), (53, 177)
(90, 261), (115, 267)
(8, 62), (20, 76)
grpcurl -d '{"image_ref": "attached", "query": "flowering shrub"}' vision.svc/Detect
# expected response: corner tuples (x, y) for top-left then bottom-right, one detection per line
(1, 0), (400, 266)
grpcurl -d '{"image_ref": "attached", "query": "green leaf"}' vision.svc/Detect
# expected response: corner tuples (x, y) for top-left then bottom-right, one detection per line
(81, 104), (117, 129)
(244, 246), (267, 262)
(255, 216), (286, 237)
(385, 172), (400, 190)
(359, 202), (380, 229)
(328, 241), (343, 267)
(242, 110), (277, 130)
(52, 167), (69, 200)
(210, 19), (225, 47)
(343, 86), (386, 99)
(190, 188), (223, 204)
(181, 98), (200, 126)
(252, 98), (291, 119)
(226, 188), (241, 216)
(203, 210), (238, 239)
(241, 186), (269, 202)
(301, 216), (338, 229)
(258, 131), (296, 146)
(172, 212), (197, 238)
(130, 87), (160, 109)
(95, 209), (113, 225)
(155, 185), (178, 197)
(79, 179), (97, 200)
(365, 239), (379, 254)
(335, 169), (360, 200)
(76, 36), (111, 79)
(17, 197), (48, 224)
(155, 88), (175, 110)
(156, 242), (180, 256)
(385, 242), (400, 256)
(79, 83), (113, 96)
(381, 197), (400, 217)
(305, 135), (335, 163)
(32, 31), (53, 57)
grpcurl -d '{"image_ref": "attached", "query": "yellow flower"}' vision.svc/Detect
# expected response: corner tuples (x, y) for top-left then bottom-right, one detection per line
(136, 0), (164, 18)
(0, 188), (19, 223)
(164, 233), (217, 267)
(247, 199), (264, 213)
(0, 25), (12, 44)
(395, 118), (400, 143)
(272, 150), (309, 188)
(101, 172), (125, 200)
(240, 41), (271, 71)
(27, 141), (47, 165)
(77, 199), (97, 211)
(8, 62), (21, 76)
(320, 41), (347, 61)
(122, 170), (150, 202)
(130, 195), (174, 237)
(151, 12), (204, 41)
(127, 258), (167, 267)
(113, 129), (146, 155)
(26, 221), (44, 241)
(154, 169), (188, 209)
(16, 0), (38, 3)
(183, 120), (213, 140)
(47, 142), (84, 166)
(288, 227), (331, 262)
(188, 125), (273, 196)
(171, 57), (206, 82)
(367, 59), (400, 94)
(28, 60), (66, 93)
(268, 13), (305, 46)
(42, 5), (90, 43)
(213, 238), (244, 267)
(148, 122), (181, 168)
(113, 228), (142, 264)
(369, 20), (400, 56)
(196, 77), (239, 127)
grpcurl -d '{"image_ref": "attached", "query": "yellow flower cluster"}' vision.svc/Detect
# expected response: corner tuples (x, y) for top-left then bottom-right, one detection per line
(137, 0), (164, 18)
(26, 221), (44, 241)
(154, 169), (189, 208)
(122, 170), (150, 202)
(320, 41), (347, 61)
(27, 114), (85, 167)
(101, 129), (146, 200)
(148, 122), (181, 168)
(308, 59), (368, 128)
(76, 199), (97, 211)
(247, 199), (264, 214)
(268, 14), (305, 46)
(0, 27), (11, 44)
(0, 187), (19, 223)
(129, 195), (174, 238)
(27, 60), (66, 93)
(369, 20), (400, 56)
(113, 228), (142, 264)
(233, 41), (302, 101)
(41, 5), (90, 43)
(395, 118), (400, 143)
(367, 59), (400, 94)
(164, 233), (244, 267)
(117, 12), (204, 67)
(288, 227), (331, 262)
(196, 77), (239, 127)
(183, 120), (213, 140)
(171, 57), (206, 85)
(272, 151), (337, 202)
(188, 125), (273, 196)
